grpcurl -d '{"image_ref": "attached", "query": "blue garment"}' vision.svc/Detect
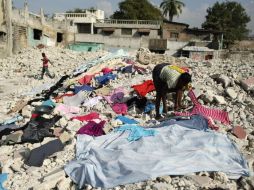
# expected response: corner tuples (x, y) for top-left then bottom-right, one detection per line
(95, 74), (116, 85)
(42, 99), (56, 108)
(2, 115), (23, 125)
(155, 115), (209, 131)
(116, 125), (157, 141)
(74, 85), (94, 94)
(144, 103), (163, 114)
(0, 173), (7, 190)
(115, 116), (138, 125)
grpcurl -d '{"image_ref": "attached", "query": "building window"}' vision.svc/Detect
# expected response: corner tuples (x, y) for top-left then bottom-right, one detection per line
(0, 32), (7, 42)
(170, 32), (179, 39)
(33, 29), (42, 40)
(57, 33), (63, 42)
(121, 28), (132, 35)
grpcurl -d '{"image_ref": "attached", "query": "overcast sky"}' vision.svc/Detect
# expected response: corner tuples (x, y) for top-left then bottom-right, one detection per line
(13, 0), (254, 35)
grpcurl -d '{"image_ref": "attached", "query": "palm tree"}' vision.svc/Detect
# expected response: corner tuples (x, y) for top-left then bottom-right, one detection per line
(160, 0), (185, 21)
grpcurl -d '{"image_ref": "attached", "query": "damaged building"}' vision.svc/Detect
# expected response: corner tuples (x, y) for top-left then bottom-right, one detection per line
(0, 0), (73, 58)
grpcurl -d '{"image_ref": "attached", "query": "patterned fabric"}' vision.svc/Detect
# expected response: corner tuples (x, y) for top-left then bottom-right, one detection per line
(175, 89), (230, 130)
(160, 66), (181, 89)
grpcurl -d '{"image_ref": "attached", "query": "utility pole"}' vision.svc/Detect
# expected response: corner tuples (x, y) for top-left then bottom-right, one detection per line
(5, 0), (13, 56)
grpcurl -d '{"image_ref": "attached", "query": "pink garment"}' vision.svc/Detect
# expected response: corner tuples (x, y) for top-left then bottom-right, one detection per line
(112, 103), (128, 115)
(175, 89), (230, 130)
(55, 104), (80, 115)
(77, 121), (106, 136)
(101, 67), (113, 75)
(71, 112), (100, 122)
(78, 75), (94, 85)
(104, 87), (125, 104)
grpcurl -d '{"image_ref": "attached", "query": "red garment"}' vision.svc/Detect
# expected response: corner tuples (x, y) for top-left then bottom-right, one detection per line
(42, 57), (49, 67)
(175, 89), (230, 130)
(132, 80), (155, 97)
(71, 112), (100, 122)
(101, 67), (113, 75)
(78, 75), (94, 85)
(112, 103), (128, 115)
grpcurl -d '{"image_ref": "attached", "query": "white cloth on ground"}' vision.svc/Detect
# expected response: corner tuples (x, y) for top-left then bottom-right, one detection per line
(65, 124), (249, 188)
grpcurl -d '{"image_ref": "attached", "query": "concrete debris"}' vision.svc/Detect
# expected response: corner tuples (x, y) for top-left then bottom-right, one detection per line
(0, 47), (253, 190)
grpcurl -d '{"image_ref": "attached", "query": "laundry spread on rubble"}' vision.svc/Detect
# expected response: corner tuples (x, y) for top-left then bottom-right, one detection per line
(1, 48), (251, 190)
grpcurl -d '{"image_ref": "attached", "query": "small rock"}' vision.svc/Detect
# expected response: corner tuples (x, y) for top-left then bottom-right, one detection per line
(225, 88), (237, 99)
(56, 177), (72, 190)
(152, 183), (172, 190)
(214, 95), (227, 105)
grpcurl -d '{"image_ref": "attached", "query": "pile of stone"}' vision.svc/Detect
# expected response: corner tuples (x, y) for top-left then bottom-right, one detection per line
(0, 47), (254, 190)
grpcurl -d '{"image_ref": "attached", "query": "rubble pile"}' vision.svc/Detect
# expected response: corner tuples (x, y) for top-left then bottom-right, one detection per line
(0, 47), (254, 190)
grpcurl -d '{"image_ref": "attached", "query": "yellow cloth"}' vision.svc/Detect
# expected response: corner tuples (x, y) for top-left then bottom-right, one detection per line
(169, 65), (185, 74)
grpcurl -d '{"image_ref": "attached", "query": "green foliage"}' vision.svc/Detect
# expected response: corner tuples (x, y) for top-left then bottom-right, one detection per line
(160, 0), (185, 21)
(202, 1), (251, 45)
(111, 0), (162, 20)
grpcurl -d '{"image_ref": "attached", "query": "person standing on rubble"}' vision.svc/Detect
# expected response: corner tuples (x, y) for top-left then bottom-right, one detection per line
(152, 63), (192, 120)
(40, 53), (54, 80)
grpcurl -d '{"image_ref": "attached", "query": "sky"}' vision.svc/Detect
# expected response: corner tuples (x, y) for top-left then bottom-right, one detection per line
(13, 0), (254, 35)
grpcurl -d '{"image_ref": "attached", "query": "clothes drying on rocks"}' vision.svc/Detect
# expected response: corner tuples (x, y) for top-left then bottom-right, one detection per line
(116, 125), (157, 141)
(42, 99), (56, 108)
(65, 124), (249, 188)
(95, 74), (117, 86)
(101, 67), (113, 75)
(1, 115), (23, 125)
(175, 89), (230, 130)
(74, 85), (94, 94)
(112, 103), (128, 115)
(72, 112), (100, 122)
(21, 116), (61, 143)
(0, 124), (23, 139)
(63, 91), (87, 107)
(25, 139), (64, 167)
(104, 87), (125, 104)
(55, 104), (80, 117)
(77, 121), (106, 137)
(83, 96), (103, 109)
(78, 75), (94, 85)
(132, 80), (155, 97)
(155, 115), (209, 131)
(0, 173), (8, 190)
(126, 96), (147, 110)
(115, 116), (139, 125)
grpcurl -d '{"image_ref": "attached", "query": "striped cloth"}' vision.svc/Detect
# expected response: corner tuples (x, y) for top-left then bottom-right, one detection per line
(175, 89), (230, 130)
(160, 66), (181, 89)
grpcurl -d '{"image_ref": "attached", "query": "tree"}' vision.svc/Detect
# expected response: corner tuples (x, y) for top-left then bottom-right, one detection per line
(111, 0), (162, 20)
(202, 1), (250, 45)
(160, 0), (185, 21)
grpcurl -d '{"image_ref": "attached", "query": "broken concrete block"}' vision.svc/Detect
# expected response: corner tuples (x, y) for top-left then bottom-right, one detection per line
(232, 126), (247, 140)
(214, 95), (227, 105)
(56, 177), (72, 190)
(59, 131), (71, 144)
(189, 175), (211, 187)
(13, 148), (30, 160)
(225, 88), (237, 99)
(241, 77), (254, 91)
